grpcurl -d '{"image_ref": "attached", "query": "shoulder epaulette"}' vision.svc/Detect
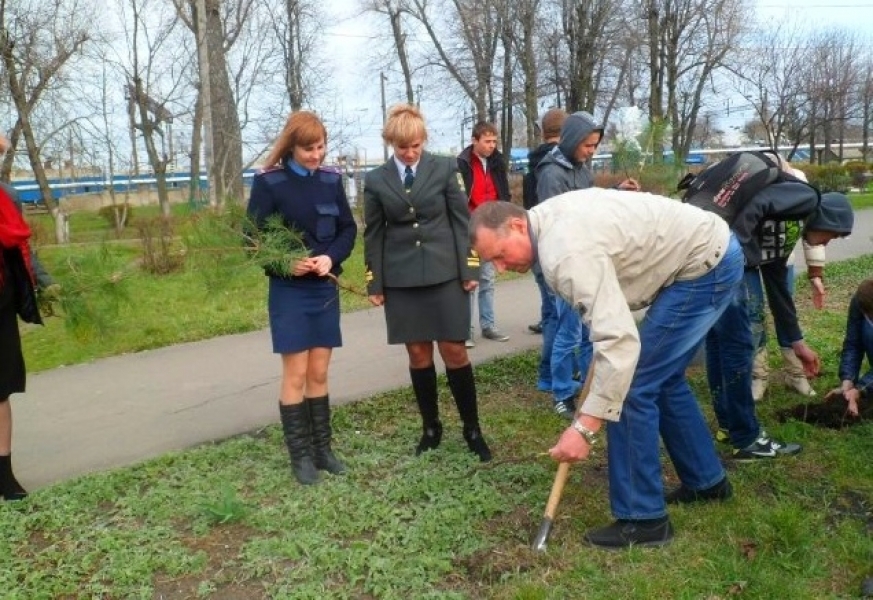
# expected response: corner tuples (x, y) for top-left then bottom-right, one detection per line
(258, 166), (289, 186)
(317, 166), (342, 184)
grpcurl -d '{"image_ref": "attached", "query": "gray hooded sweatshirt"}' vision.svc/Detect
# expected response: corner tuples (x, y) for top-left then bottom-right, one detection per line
(535, 111), (604, 203)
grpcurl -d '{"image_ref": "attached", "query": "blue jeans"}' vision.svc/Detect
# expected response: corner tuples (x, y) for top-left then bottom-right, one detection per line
(707, 269), (760, 449)
(748, 265), (796, 350)
(533, 263), (554, 326)
(606, 234), (743, 520)
(477, 260), (496, 330)
(551, 297), (592, 403)
(534, 266), (557, 390)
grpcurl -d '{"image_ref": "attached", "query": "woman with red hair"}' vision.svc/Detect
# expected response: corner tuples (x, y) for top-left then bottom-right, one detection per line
(246, 111), (357, 485)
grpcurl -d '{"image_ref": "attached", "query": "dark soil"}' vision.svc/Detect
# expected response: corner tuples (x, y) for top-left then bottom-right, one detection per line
(773, 394), (871, 429)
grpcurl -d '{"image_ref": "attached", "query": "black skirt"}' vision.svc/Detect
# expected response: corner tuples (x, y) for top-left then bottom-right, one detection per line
(0, 273), (25, 399)
(268, 277), (342, 354)
(383, 279), (471, 344)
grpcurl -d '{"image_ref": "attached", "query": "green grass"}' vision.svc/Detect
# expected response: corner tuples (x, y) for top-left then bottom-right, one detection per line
(3, 255), (873, 598)
(21, 227), (371, 372)
(850, 192), (873, 210)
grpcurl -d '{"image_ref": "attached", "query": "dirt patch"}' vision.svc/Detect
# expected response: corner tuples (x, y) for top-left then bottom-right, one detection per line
(826, 489), (873, 533)
(152, 522), (265, 600)
(773, 395), (871, 429)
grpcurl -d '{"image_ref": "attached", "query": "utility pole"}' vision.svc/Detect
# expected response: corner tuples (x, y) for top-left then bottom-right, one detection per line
(195, 0), (217, 207)
(381, 71), (388, 162)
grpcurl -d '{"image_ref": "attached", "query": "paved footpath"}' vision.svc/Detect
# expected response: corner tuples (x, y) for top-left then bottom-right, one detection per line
(14, 209), (873, 491)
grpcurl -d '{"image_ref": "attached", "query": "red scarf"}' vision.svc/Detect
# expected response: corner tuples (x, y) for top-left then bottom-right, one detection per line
(0, 186), (35, 288)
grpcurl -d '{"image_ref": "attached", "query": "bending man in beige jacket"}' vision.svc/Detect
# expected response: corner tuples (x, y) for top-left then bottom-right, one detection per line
(469, 190), (744, 549)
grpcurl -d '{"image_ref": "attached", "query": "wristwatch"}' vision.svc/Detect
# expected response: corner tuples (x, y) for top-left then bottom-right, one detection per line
(571, 419), (597, 446)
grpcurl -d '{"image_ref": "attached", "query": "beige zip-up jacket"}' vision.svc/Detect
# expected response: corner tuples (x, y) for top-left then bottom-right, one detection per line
(528, 188), (731, 422)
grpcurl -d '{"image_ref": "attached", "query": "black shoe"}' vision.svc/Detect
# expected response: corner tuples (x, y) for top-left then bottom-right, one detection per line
(732, 435), (802, 461)
(0, 454), (27, 501)
(0, 476), (27, 501)
(463, 426), (492, 462)
(665, 476), (732, 505)
(553, 399), (576, 420)
(481, 327), (510, 342)
(528, 322), (543, 334)
(416, 421), (443, 456)
(584, 517), (674, 549)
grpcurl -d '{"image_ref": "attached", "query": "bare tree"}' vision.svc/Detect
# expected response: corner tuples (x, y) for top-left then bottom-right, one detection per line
(562, 0), (614, 113)
(859, 58), (873, 162)
(363, 0), (417, 104)
(260, 0), (323, 111)
(805, 29), (859, 163)
(116, 0), (188, 217)
(0, 0), (92, 241)
(508, 0), (542, 145)
(406, 0), (503, 121)
(175, 0), (248, 205)
(729, 21), (811, 155)
(637, 0), (748, 161)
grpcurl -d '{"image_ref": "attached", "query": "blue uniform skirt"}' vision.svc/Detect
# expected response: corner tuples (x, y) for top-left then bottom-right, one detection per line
(268, 277), (341, 354)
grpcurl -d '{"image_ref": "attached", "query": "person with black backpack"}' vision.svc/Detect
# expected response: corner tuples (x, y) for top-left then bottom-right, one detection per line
(675, 152), (854, 475)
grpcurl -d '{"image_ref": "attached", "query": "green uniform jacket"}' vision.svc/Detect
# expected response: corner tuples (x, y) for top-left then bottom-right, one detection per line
(363, 152), (479, 294)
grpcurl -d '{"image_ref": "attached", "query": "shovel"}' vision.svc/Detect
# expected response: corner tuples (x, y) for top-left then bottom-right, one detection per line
(531, 362), (595, 552)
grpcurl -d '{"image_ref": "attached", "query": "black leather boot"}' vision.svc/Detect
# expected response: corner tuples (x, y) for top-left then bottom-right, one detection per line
(447, 364), (492, 462)
(308, 396), (345, 474)
(411, 365), (442, 456)
(462, 426), (492, 463)
(416, 421), (443, 456)
(0, 454), (27, 501)
(278, 403), (319, 485)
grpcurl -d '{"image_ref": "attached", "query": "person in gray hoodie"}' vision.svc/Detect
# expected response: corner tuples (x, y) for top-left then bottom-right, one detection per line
(534, 111), (640, 419)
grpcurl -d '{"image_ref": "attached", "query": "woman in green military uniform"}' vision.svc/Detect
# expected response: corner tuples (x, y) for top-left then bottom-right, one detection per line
(363, 104), (491, 462)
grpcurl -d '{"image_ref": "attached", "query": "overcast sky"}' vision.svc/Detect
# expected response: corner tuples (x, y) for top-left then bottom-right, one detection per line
(324, 0), (873, 160)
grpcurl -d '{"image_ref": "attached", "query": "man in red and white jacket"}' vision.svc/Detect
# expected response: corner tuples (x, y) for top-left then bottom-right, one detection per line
(457, 121), (511, 346)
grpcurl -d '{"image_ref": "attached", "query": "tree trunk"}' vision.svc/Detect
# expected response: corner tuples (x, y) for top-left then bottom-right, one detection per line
(205, 0), (243, 205)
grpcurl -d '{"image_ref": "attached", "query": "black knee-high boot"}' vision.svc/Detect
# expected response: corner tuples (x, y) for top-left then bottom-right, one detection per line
(410, 365), (442, 455)
(0, 454), (27, 501)
(446, 364), (492, 462)
(278, 403), (319, 485)
(308, 396), (345, 474)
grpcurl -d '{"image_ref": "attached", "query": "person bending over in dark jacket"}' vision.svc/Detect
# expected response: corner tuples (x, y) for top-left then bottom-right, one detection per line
(687, 178), (853, 464)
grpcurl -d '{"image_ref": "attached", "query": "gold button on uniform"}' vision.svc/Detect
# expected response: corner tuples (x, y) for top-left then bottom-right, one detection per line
(415, 241), (421, 246)
(413, 223), (419, 228)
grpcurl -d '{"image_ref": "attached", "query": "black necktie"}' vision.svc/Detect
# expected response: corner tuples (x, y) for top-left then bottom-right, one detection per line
(404, 166), (414, 191)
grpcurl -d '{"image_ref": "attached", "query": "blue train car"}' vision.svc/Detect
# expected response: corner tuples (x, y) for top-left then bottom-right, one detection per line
(10, 170), (257, 204)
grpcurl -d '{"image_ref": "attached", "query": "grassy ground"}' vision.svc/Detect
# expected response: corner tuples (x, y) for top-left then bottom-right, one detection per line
(3, 254), (872, 598)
